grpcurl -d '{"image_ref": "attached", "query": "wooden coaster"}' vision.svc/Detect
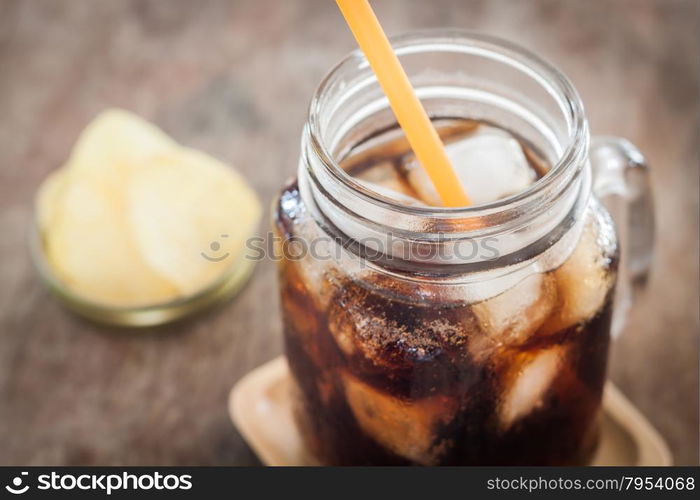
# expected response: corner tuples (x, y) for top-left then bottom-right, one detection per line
(229, 356), (672, 466)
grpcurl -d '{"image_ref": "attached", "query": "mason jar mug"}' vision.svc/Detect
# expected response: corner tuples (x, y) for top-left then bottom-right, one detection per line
(273, 31), (653, 465)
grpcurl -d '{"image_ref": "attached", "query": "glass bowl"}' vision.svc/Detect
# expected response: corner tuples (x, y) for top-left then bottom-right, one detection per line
(29, 220), (257, 327)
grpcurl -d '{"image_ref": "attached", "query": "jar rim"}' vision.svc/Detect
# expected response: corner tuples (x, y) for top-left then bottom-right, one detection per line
(307, 29), (588, 219)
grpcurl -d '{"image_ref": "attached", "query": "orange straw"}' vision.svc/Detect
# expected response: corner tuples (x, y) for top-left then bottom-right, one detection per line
(335, 0), (471, 207)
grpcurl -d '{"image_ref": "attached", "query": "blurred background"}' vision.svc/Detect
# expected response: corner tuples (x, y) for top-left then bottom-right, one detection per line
(0, 0), (697, 465)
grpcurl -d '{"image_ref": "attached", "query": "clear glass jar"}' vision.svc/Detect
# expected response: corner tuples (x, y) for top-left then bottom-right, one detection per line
(273, 31), (653, 465)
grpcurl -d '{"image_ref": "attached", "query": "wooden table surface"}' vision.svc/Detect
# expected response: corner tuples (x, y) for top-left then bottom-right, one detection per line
(0, 0), (697, 465)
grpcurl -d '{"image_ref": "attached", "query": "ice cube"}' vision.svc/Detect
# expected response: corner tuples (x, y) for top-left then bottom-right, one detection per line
(276, 188), (339, 310)
(327, 284), (445, 364)
(405, 126), (536, 206)
(541, 214), (616, 334)
(341, 371), (457, 465)
(280, 262), (319, 333)
(350, 161), (423, 206)
(327, 276), (473, 367)
(499, 346), (565, 429)
(327, 297), (357, 356)
(356, 179), (426, 206)
(470, 273), (557, 359)
(353, 161), (405, 191)
(294, 246), (339, 310)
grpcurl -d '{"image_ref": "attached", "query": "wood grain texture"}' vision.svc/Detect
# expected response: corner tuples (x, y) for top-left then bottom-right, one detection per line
(0, 0), (697, 465)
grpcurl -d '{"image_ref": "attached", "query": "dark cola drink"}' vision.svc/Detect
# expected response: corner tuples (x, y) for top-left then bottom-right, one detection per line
(274, 119), (618, 465)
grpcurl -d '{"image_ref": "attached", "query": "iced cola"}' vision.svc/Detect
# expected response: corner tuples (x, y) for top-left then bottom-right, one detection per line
(274, 119), (618, 465)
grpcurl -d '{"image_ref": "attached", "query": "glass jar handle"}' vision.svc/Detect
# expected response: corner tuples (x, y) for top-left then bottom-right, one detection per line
(589, 137), (655, 337)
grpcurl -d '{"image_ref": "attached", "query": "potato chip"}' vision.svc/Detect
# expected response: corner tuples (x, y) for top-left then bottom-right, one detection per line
(47, 175), (179, 307)
(36, 108), (260, 308)
(68, 108), (177, 186)
(127, 148), (261, 296)
(36, 167), (68, 232)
